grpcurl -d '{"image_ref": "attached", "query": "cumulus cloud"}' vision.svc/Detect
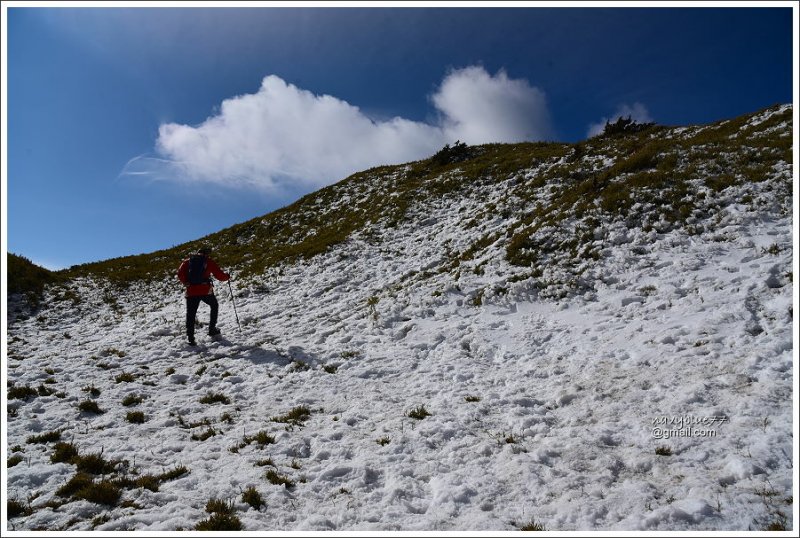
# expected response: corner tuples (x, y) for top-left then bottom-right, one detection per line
(125, 67), (552, 194)
(587, 102), (653, 138)
(433, 66), (552, 144)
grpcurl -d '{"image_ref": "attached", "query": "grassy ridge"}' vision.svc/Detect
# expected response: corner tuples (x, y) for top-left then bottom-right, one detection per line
(7, 253), (64, 299)
(18, 103), (791, 295)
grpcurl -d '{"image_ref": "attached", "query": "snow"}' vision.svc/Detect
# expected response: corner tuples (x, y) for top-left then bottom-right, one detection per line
(4, 116), (797, 533)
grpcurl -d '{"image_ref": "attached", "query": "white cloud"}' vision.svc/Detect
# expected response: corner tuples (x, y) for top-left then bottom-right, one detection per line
(433, 66), (552, 144)
(127, 67), (552, 194)
(587, 102), (653, 138)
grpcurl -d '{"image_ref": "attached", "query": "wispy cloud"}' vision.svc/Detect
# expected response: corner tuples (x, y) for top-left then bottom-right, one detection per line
(124, 67), (552, 194)
(587, 102), (653, 138)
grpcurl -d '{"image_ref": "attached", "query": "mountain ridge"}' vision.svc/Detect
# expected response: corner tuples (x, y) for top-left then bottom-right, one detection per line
(12, 103), (791, 305)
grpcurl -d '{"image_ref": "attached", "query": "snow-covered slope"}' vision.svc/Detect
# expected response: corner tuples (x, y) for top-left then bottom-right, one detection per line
(4, 105), (795, 532)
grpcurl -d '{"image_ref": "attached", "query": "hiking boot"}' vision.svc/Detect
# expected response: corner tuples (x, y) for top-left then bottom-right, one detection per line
(208, 328), (221, 337)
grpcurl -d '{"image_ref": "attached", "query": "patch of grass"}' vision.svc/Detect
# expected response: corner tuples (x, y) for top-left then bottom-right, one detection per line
(112, 474), (161, 492)
(199, 392), (230, 405)
(195, 513), (243, 531)
(655, 445), (673, 456)
(290, 360), (310, 372)
(407, 404), (432, 420)
(465, 395), (482, 403)
(242, 486), (265, 510)
(126, 411), (146, 424)
(122, 394), (144, 406)
(195, 498), (243, 531)
(75, 479), (122, 506)
(78, 399), (105, 414)
(103, 347), (126, 358)
(8, 454), (24, 468)
(51, 442), (79, 464)
(7, 498), (33, 519)
(323, 364), (338, 374)
(254, 458), (276, 468)
(376, 436), (390, 446)
(191, 427), (217, 441)
(26, 430), (61, 444)
(265, 470), (295, 489)
(206, 497), (234, 514)
(74, 451), (116, 475)
(91, 514), (111, 529)
(159, 465), (190, 481)
(271, 405), (312, 427)
(8, 385), (38, 400)
(56, 472), (95, 498)
(251, 430), (276, 447)
(37, 383), (54, 397)
(517, 518), (547, 531)
(115, 372), (136, 383)
(82, 384), (101, 397)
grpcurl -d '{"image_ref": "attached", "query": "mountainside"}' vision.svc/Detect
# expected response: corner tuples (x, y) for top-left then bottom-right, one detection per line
(5, 104), (795, 532)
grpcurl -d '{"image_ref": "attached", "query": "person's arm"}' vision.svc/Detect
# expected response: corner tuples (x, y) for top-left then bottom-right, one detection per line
(207, 258), (230, 282)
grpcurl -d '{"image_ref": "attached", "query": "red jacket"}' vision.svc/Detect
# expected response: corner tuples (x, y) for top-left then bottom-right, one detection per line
(178, 255), (230, 297)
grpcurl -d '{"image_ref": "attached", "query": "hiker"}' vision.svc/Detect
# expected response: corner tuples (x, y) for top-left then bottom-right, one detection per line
(177, 247), (230, 346)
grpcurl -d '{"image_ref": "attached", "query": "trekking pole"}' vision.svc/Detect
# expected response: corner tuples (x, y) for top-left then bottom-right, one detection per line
(228, 280), (241, 332)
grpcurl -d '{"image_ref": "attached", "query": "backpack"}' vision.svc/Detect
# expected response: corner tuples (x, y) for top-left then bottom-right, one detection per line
(187, 255), (210, 285)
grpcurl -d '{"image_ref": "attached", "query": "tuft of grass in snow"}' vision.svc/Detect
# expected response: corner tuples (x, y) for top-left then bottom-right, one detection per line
(159, 465), (190, 481)
(51, 442), (79, 463)
(82, 384), (101, 397)
(78, 399), (104, 414)
(126, 411), (146, 424)
(114, 372), (137, 383)
(122, 394), (144, 406)
(199, 392), (231, 405)
(26, 430), (61, 444)
(74, 451), (116, 475)
(376, 436), (390, 446)
(655, 445), (673, 456)
(240, 430), (276, 447)
(36, 383), (54, 397)
(242, 486), (265, 510)
(407, 405), (432, 420)
(516, 518), (548, 531)
(290, 360), (310, 372)
(191, 427), (217, 441)
(7, 498), (33, 519)
(8, 384), (38, 400)
(195, 498), (243, 531)
(113, 473), (161, 493)
(271, 405), (312, 427)
(265, 469), (295, 489)
(56, 472), (122, 506)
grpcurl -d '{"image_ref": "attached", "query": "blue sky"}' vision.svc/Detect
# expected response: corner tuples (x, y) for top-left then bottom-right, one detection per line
(3, 3), (796, 270)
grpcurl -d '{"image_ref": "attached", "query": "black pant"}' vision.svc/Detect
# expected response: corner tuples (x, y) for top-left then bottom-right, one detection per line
(186, 295), (219, 339)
